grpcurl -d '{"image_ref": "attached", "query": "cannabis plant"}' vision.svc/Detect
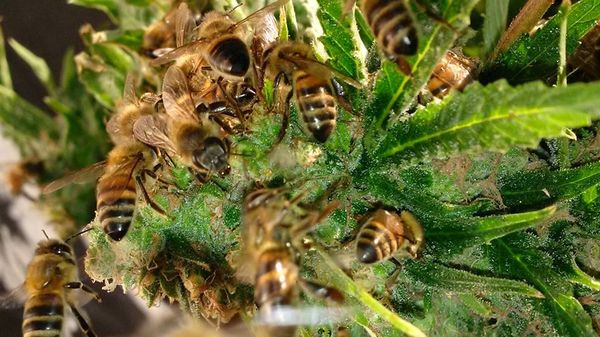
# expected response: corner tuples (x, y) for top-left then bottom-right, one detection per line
(1, 0), (599, 336)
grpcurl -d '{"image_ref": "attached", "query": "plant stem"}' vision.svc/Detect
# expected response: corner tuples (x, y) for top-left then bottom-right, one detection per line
(313, 246), (427, 337)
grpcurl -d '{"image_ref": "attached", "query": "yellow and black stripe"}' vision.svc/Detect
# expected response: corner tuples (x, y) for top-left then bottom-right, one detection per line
(96, 170), (137, 241)
(294, 70), (337, 143)
(356, 216), (402, 264)
(23, 293), (63, 337)
(362, 0), (417, 58)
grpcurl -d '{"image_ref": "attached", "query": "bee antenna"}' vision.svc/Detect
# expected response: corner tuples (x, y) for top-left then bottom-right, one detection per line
(42, 229), (50, 240)
(227, 2), (244, 15)
(65, 227), (93, 243)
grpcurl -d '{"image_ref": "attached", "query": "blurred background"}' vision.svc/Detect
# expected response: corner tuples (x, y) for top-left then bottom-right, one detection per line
(0, 1), (181, 336)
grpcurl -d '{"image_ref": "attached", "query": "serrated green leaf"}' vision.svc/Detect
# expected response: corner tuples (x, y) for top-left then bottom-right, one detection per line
(499, 161), (600, 209)
(405, 260), (543, 297)
(0, 26), (12, 89)
(482, 0), (509, 59)
(316, 0), (363, 79)
(379, 81), (600, 163)
(426, 205), (557, 255)
(8, 39), (55, 94)
(484, 0), (600, 83)
(491, 239), (596, 337)
(366, 0), (480, 129)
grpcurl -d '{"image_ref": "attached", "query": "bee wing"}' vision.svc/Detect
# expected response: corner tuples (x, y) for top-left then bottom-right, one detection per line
(133, 114), (177, 154)
(149, 41), (204, 66)
(174, 2), (197, 47)
(42, 161), (108, 194)
(162, 65), (198, 121)
(0, 285), (27, 309)
(122, 72), (140, 107)
(233, 0), (289, 29)
(288, 57), (362, 88)
(98, 155), (142, 205)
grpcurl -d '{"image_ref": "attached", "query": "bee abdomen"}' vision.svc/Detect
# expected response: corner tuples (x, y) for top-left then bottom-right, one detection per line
(23, 293), (63, 337)
(209, 37), (250, 77)
(356, 220), (400, 264)
(254, 248), (297, 307)
(96, 172), (137, 241)
(366, 0), (417, 57)
(295, 73), (337, 142)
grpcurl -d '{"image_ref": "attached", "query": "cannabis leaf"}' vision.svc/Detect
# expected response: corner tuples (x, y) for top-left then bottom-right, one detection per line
(378, 80), (600, 163)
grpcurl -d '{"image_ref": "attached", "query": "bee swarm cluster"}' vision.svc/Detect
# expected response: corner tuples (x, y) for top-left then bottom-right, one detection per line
(4, 0), (600, 336)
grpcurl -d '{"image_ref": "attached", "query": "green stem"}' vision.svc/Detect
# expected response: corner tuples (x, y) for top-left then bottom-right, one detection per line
(313, 246), (427, 337)
(557, 0), (571, 87)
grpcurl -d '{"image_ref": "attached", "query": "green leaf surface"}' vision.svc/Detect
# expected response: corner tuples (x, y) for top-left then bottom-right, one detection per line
(366, 0), (480, 129)
(491, 239), (596, 337)
(0, 86), (59, 142)
(484, 0), (600, 83)
(499, 161), (600, 209)
(8, 39), (55, 94)
(378, 81), (600, 163)
(316, 0), (362, 79)
(405, 260), (543, 297)
(482, 0), (509, 59)
(69, 0), (119, 21)
(426, 205), (557, 255)
(0, 26), (12, 89)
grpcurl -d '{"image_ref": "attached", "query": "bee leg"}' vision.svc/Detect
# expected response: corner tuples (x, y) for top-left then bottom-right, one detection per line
(135, 175), (167, 216)
(272, 88), (293, 147)
(210, 112), (237, 134)
(300, 279), (344, 303)
(216, 78), (247, 130)
(68, 302), (97, 337)
(64, 282), (101, 302)
(385, 258), (403, 289)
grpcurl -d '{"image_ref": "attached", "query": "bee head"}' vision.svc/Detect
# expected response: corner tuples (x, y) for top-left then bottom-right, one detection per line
(37, 239), (73, 258)
(192, 137), (229, 173)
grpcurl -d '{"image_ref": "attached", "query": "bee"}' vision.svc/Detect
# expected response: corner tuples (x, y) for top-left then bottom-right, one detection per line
(43, 76), (165, 241)
(351, 0), (452, 75)
(421, 49), (478, 101)
(140, 6), (179, 58)
(261, 42), (361, 143)
(242, 188), (344, 337)
(133, 65), (231, 179)
(356, 209), (424, 264)
(3, 160), (44, 200)
(14, 236), (100, 337)
(150, 0), (288, 82)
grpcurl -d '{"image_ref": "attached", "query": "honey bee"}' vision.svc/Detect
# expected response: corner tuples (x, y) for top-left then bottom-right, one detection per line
(356, 209), (424, 264)
(261, 42), (361, 143)
(14, 237), (100, 337)
(350, 0), (452, 75)
(421, 49), (478, 101)
(150, 0), (288, 82)
(133, 65), (231, 178)
(43, 75), (165, 241)
(242, 188), (343, 337)
(3, 160), (44, 200)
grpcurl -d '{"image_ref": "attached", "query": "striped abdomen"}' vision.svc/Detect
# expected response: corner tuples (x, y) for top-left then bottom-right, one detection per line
(362, 0), (417, 58)
(427, 51), (476, 98)
(294, 70), (337, 143)
(96, 169), (137, 241)
(356, 212), (404, 264)
(23, 293), (64, 337)
(254, 247), (298, 307)
(208, 37), (250, 78)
